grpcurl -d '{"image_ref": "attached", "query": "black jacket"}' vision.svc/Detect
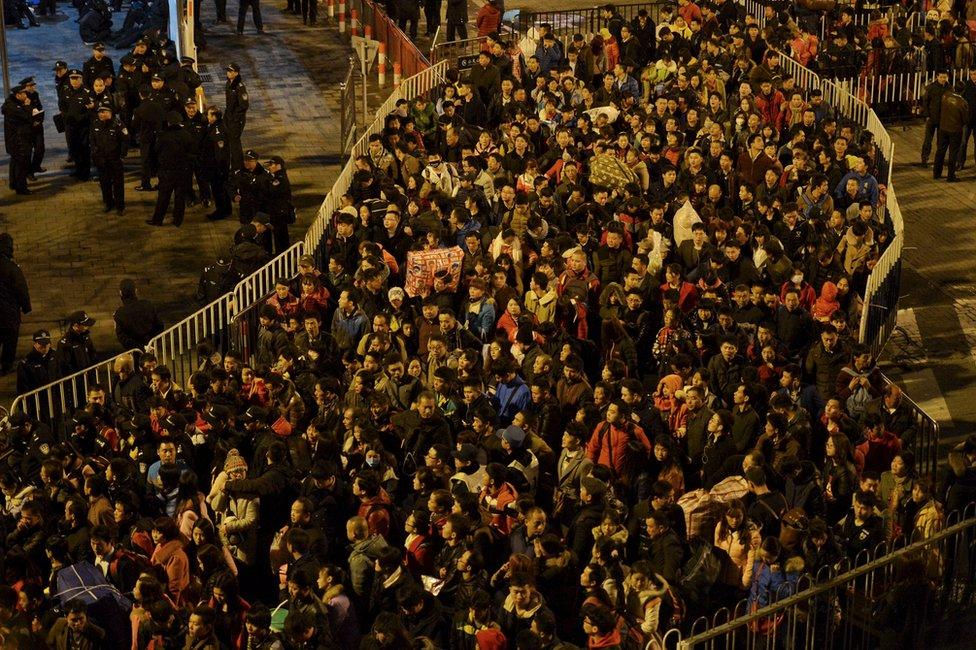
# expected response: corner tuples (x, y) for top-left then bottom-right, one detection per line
(113, 297), (164, 349)
(155, 124), (196, 171)
(90, 116), (129, 165)
(0, 234), (31, 329)
(56, 328), (97, 375)
(225, 76), (249, 127)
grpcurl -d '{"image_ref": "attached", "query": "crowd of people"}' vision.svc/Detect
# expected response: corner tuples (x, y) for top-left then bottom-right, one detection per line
(1, 1), (973, 650)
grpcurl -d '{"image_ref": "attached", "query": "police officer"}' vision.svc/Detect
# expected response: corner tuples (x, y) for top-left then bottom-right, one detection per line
(261, 155), (294, 254)
(113, 279), (164, 349)
(147, 111), (195, 227)
(116, 55), (143, 132)
(83, 43), (116, 89)
(132, 75), (171, 191)
(224, 63), (249, 169)
(91, 104), (129, 214)
(147, 72), (179, 114)
(203, 106), (232, 221)
(16, 330), (60, 394)
(2, 85), (34, 195)
(19, 77), (45, 177)
(174, 57), (202, 105)
(181, 98), (209, 206)
(57, 311), (98, 375)
(60, 70), (95, 181)
(230, 149), (266, 223)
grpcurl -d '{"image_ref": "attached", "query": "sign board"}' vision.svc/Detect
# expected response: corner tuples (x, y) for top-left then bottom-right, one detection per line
(350, 35), (380, 73)
(457, 54), (480, 71)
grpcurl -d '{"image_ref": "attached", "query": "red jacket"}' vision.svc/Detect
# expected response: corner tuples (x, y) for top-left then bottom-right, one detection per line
(586, 420), (651, 480)
(358, 490), (394, 541)
(476, 2), (501, 37)
(855, 432), (902, 474)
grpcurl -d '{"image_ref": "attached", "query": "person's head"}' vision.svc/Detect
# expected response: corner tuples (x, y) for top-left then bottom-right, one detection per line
(853, 490), (877, 521)
(65, 599), (89, 633)
(188, 605), (216, 640)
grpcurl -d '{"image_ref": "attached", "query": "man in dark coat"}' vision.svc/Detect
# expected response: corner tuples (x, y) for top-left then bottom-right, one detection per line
(56, 311), (97, 375)
(113, 279), (164, 349)
(224, 63), (249, 169)
(16, 329), (58, 393)
(0, 233), (31, 374)
(3, 85), (35, 194)
(147, 112), (195, 226)
(445, 0), (468, 41)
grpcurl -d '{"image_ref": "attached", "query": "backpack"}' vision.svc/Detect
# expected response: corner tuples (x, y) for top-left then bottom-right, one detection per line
(109, 547), (153, 584)
(678, 539), (723, 610)
(365, 501), (403, 545)
(677, 489), (724, 541)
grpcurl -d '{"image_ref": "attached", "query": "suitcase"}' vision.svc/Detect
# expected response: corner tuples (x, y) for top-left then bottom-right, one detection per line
(55, 562), (133, 650)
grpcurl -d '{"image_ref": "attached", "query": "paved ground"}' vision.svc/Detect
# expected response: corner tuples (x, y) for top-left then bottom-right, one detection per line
(879, 123), (976, 452)
(0, 2), (354, 401)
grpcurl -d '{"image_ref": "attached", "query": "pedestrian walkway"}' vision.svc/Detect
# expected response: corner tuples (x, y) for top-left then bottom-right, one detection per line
(879, 124), (976, 449)
(0, 3), (353, 401)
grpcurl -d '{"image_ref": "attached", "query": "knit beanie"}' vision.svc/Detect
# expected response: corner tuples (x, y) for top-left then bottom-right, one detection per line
(224, 449), (248, 474)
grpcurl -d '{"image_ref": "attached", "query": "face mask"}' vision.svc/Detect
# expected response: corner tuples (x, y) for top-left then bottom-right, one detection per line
(365, 457), (380, 468)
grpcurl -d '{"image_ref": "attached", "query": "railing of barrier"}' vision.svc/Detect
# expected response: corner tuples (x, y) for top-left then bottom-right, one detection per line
(346, 0), (430, 77)
(10, 349), (142, 432)
(339, 57), (358, 155)
(231, 242), (306, 316)
(148, 296), (235, 390)
(513, 1), (670, 40)
(430, 35), (490, 68)
(675, 503), (976, 649)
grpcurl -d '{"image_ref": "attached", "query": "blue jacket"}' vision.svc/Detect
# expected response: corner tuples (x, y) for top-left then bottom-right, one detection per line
(462, 299), (496, 342)
(615, 74), (641, 103)
(835, 171), (880, 207)
(535, 44), (562, 75)
(331, 308), (368, 351)
(748, 559), (800, 609)
(493, 377), (530, 426)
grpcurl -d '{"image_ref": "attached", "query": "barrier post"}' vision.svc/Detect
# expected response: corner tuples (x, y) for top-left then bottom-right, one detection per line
(350, 8), (358, 36)
(378, 42), (387, 86)
(364, 25), (372, 39)
(393, 62), (401, 87)
(338, 0), (345, 32)
(327, 0), (334, 18)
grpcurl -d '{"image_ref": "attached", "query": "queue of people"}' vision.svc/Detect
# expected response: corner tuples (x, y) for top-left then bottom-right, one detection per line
(0, 2), (967, 650)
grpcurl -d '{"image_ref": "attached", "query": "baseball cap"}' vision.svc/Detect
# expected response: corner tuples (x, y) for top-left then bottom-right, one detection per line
(251, 211), (271, 225)
(498, 425), (527, 448)
(202, 404), (231, 427)
(226, 62), (241, 72)
(67, 310), (96, 326)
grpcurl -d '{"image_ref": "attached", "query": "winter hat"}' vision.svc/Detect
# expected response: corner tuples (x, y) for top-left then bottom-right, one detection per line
(498, 425), (527, 448)
(224, 449), (248, 474)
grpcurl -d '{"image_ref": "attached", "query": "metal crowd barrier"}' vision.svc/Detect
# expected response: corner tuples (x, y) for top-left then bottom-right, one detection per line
(10, 349), (142, 434)
(512, 1), (670, 39)
(148, 296), (235, 390)
(674, 503), (976, 649)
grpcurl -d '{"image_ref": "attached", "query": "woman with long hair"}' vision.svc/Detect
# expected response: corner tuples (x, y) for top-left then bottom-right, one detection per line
(824, 433), (860, 524)
(714, 499), (762, 593)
